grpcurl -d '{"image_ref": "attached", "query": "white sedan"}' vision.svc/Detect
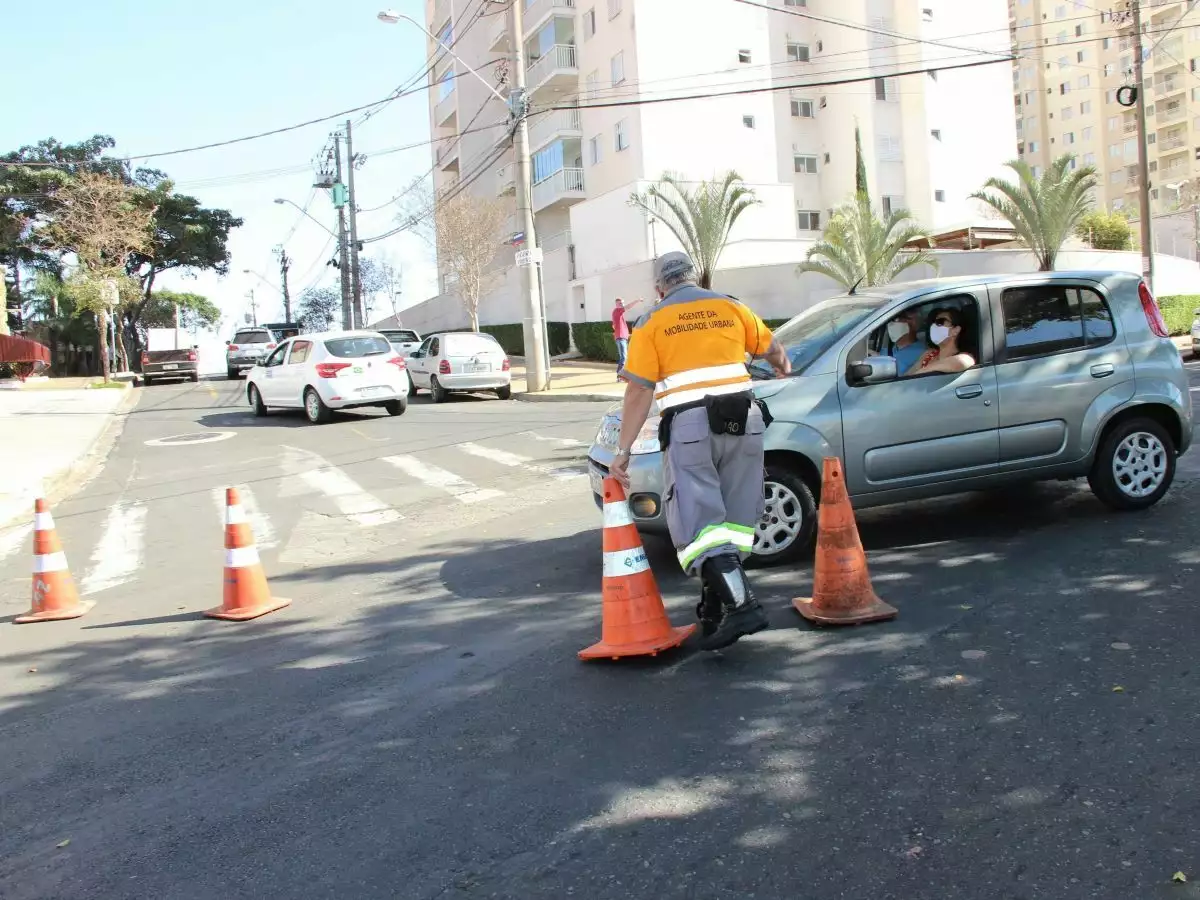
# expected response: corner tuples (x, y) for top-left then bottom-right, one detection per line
(246, 330), (410, 424)
(406, 331), (512, 402)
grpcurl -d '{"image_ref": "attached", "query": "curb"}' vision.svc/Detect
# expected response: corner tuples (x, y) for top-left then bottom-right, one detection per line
(515, 391), (624, 403)
(0, 383), (137, 529)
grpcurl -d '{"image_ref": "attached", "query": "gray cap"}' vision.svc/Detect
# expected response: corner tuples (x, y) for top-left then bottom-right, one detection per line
(653, 251), (695, 289)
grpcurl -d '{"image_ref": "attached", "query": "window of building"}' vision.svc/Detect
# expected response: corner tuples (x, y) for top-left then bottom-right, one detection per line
(784, 0), (807, 6)
(583, 7), (596, 39)
(1056, 31), (1067, 44)
(1081, 125), (1093, 141)
(1078, 74), (1090, 88)
(1032, 166), (1042, 178)
(1110, 170), (1122, 182)
(1106, 89), (1117, 104)
(610, 51), (625, 86)
(922, 8), (933, 22)
(1120, 55), (1132, 71)
(1083, 151), (1096, 165)
(934, 189), (946, 202)
(615, 119), (629, 151)
(589, 135), (602, 165)
(585, 69), (599, 99)
(877, 135), (902, 160)
(607, 0), (622, 19)
(1107, 115), (1119, 131)
(881, 195), (905, 216)
(1102, 38), (1111, 50)
(1029, 140), (1039, 152)
(1076, 27), (1085, 39)
(743, 115), (756, 129)
(1058, 56), (1069, 70)
(1064, 131), (1075, 144)
(1060, 82), (1070, 95)
(1055, 4), (1066, 16)
(1000, 285), (1114, 361)
(787, 42), (810, 62)
(931, 128), (942, 140)
(794, 154), (818, 174)
(437, 67), (455, 101)
(1108, 142), (1121, 157)
(1148, 133), (1156, 144)
(874, 77), (897, 100)
(1062, 106), (1074, 120)
(1080, 100), (1092, 114)
(1112, 198), (1125, 210)
(797, 210), (821, 230)
(1149, 160), (1158, 172)
(738, 49), (752, 64)
(1025, 91), (1034, 105)
(791, 97), (815, 117)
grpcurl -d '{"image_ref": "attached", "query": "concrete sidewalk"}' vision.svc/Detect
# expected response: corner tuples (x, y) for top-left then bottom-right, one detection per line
(510, 358), (625, 403)
(0, 383), (135, 528)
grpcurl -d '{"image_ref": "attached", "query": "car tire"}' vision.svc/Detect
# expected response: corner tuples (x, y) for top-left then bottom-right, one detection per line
(1088, 416), (1176, 511)
(304, 387), (332, 424)
(430, 376), (447, 404)
(384, 397), (408, 416)
(142, 376), (153, 387)
(495, 384), (512, 400)
(746, 462), (818, 568)
(407, 375), (416, 397)
(189, 372), (199, 383)
(226, 368), (237, 380)
(248, 384), (268, 417)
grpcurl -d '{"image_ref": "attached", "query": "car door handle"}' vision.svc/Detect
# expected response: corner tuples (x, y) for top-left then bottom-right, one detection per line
(1091, 364), (1115, 378)
(955, 384), (983, 399)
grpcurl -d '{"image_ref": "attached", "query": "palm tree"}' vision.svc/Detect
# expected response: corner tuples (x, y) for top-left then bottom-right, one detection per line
(970, 154), (1098, 271)
(629, 171), (759, 288)
(796, 193), (938, 289)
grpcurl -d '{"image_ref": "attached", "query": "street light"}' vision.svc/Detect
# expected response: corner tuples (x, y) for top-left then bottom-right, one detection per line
(273, 198), (338, 240)
(242, 268), (281, 295)
(377, 9), (507, 103)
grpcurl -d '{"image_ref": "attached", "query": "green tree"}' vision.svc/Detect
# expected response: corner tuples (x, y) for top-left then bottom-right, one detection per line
(296, 286), (340, 332)
(1075, 209), (1133, 251)
(141, 290), (222, 334)
(970, 154), (1098, 271)
(629, 171), (759, 289)
(796, 193), (939, 289)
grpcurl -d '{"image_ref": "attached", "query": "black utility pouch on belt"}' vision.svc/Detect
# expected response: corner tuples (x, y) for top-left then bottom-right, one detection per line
(659, 393), (773, 448)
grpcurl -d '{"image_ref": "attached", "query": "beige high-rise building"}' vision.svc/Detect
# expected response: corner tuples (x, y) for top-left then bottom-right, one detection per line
(410, 0), (1016, 331)
(1012, 0), (1200, 217)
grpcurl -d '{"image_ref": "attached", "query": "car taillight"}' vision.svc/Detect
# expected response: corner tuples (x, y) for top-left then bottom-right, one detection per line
(387, 355), (407, 371)
(187, 351), (197, 362)
(315, 362), (351, 378)
(502, 357), (511, 372)
(228, 344), (239, 351)
(266, 343), (277, 350)
(439, 359), (451, 375)
(1139, 281), (1169, 338)
(140, 352), (149, 366)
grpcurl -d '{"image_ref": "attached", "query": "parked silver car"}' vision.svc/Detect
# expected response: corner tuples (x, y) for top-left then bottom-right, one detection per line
(588, 272), (1193, 565)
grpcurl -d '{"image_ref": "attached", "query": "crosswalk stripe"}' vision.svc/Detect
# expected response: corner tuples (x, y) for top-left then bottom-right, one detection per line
(0, 523), (32, 564)
(522, 431), (588, 449)
(380, 455), (504, 504)
(81, 502), (148, 595)
(457, 442), (585, 480)
(298, 464), (402, 527)
(211, 485), (277, 549)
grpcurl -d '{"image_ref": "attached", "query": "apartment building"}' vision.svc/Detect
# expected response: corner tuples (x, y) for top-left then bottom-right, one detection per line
(412, 0), (1016, 331)
(1012, 0), (1200, 217)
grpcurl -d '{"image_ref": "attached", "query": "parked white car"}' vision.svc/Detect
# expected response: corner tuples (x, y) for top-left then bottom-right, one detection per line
(406, 331), (512, 402)
(246, 330), (409, 424)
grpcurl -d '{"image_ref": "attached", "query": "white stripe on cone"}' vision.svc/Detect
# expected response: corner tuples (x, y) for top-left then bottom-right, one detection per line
(602, 500), (634, 529)
(34, 511), (55, 531)
(225, 545), (260, 568)
(226, 503), (248, 525)
(33, 551), (69, 574)
(602, 546), (650, 578)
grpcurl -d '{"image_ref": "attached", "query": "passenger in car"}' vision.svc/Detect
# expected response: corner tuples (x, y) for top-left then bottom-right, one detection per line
(905, 307), (976, 375)
(885, 307), (925, 373)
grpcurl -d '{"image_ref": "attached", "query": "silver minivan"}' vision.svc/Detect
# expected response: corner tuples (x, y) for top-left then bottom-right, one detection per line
(587, 272), (1193, 565)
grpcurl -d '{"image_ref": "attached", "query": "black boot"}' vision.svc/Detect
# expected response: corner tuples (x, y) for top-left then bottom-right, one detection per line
(698, 555), (769, 651)
(695, 582), (721, 637)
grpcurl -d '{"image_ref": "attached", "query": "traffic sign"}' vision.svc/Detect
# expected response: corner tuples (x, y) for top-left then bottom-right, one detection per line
(515, 247), (543, 267)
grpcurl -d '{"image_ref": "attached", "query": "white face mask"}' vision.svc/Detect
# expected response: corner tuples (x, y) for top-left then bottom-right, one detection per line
(886, 321), (909, 342)
(929, 324), (951, 346)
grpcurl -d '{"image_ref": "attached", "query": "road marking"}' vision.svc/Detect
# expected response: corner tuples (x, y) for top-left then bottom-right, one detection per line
(280, 445), (401, 527)
(145, 431), (236, 447)
(457, 442), (585, 480)
(81, 502), (148, 595)
(381, 455), (505, 504)
(0, 523), (32, 564)
(522, 431), (587, 449)
(211, 485), (277, 549)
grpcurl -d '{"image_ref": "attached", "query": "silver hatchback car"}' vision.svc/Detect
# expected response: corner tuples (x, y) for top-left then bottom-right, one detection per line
(587, 272), (1193, 566)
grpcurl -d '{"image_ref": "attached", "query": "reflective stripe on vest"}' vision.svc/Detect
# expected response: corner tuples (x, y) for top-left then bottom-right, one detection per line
(678, 522), (755, 570)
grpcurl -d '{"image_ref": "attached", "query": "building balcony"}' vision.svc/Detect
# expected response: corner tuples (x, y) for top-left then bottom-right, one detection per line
(434, 90), (457, 127)
(523, 0), (576, 37)
(1156, 104), (1186, 125)
(532, 166), (585, 212)
(1155, 76), (1185, 98)
(489, 11), (510, 51)
(526, 44), (578, 96)
(528, 107), (582, 152)
(436, 140), (460, 171)
(1149, 0), (1183, 9)
(540, 228), (573, 252)
(1160, 135), (1188, 152)
(1123, 120), (1138, 135)
(1152, 39), (1184, 64)
(431, 0), (450, 32)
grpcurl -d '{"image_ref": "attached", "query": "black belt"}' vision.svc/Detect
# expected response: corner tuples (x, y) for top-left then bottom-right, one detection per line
(658, 390), (772, 449)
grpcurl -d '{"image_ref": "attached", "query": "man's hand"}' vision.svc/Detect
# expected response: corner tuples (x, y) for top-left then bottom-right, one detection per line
(610, 454), (631, 490)
(775, 355), (791, 377)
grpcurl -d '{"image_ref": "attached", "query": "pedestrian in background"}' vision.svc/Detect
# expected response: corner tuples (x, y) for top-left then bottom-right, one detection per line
(609, 251), (790, 651)
(611, 297), (642, 379)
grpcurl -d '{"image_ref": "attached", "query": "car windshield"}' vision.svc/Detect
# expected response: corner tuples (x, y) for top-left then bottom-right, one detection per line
(234, 331), (271, 344)
(324, 336), (393, 358)
(445, 333), (502, 355)
(383, 330), (419, 343)
(748, 296), (886, 378)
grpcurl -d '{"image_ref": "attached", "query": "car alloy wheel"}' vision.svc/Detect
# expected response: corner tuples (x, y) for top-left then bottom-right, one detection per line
(755, 480), (804, 557)
(1111, 431), (1168, 499)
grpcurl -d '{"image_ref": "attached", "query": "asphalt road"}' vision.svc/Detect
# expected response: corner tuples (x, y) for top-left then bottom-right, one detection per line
(3, 372), (1200, 900)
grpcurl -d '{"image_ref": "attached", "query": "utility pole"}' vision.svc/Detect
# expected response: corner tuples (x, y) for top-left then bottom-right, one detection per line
(276, 248), (292, 323)
(1131, 0), (1155, 290)
(246, 289), (258, 327)
(510, 0), (548, 392)
(333, 132), (353, 330)
(345, 119), (364, 329)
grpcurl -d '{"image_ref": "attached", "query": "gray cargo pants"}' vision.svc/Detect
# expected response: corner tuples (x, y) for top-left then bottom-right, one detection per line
(662, 403), (766, 575)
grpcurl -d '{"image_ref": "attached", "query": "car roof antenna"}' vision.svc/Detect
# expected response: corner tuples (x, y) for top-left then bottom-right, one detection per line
(848, 274), (866, 295)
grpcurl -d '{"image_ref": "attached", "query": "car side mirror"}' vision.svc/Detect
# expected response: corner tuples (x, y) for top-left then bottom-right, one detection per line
(849, 355), (899, 385)
(225, 340), (231, 346)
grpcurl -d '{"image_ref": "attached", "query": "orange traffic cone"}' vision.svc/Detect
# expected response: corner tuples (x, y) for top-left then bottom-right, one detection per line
(205, 487), (290, 621)
(15, 498), (92, 624)
(579, 477), (696, 660)
(793, 457), (898, 626)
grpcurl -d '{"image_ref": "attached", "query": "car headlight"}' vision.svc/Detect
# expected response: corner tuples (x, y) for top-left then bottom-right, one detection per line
(631, 416), (661, 454)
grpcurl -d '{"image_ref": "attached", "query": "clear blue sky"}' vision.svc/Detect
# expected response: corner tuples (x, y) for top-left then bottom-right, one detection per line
(3, 0), (439, 332)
